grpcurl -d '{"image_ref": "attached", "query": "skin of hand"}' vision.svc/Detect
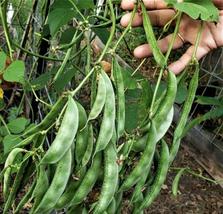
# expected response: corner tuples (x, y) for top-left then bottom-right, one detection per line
(120, 0), (223, 74)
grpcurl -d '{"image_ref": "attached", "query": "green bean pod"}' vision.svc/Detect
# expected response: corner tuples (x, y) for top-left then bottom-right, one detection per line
(76, 102), (88, 130)
(106, 197), (116, 214)
(172, 168), (186, 196)
(75, 125), (89, 166)
(3, 159), (29, 214)
(23, 96), (67, 137)
(141, 2), (165, 67)
(3, 148), (27, 200)
(82, 124), (94, 167)
(55, 167), (86, 210)
(30, 165), (49, 213)
(112, 58), (125, 139)
(169, 64), (199, 164)
(132, 134), (148, 152)
(14, 178), (37, 214)
(138, 141), (170, 211)
(94, 71), (116, 154)
(88, 72), (107, 121)
(119, 123), (157, 192)
(93, 142), (118, 214)
(41, 96), (79, 164)
(152, 71), (177, 139)
(34, 149), (72, 213)
(69, 152), (102, 206)
(131, 169), (150, 203)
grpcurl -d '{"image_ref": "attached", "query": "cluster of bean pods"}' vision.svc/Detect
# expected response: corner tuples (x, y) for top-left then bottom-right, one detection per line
(0, 2), (199, 213)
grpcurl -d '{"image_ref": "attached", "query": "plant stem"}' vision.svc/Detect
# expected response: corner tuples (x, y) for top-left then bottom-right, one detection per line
(112, 5), (137, 52)
(96, 0), (116, 63)
(70, 67), (95, 97)
(0, 1), (13, 60)
(53, 31), (79, 82)
(0, 115), (11, 135)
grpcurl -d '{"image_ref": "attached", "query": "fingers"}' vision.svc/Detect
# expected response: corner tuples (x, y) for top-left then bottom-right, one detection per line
(121, 0), (167, 10)
(168, 45), (209, 74)
(120, 9), (175, 27)
(133, 33), (184, 58)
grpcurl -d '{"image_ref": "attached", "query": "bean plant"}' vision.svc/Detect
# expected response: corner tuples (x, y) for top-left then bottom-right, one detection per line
(0, 0), (220, 213)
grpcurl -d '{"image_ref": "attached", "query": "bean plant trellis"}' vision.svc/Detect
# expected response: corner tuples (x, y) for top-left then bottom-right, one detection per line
(0, 0), (222, 213)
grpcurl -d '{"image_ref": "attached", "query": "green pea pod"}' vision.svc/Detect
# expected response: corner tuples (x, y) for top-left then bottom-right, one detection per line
(30, 165), (49, 213)
(34, 149), (72, 213)
(169, 64), (199, 164)
(75, 125), (89, 166)
(41, 96), (79, 164)
(3, 148), (27, 200)
(172, 168), (187, 197)
(119, 122), (157, 192)
(82, 124), (94, 167)
(138, 141), (170, 212)
(69, 152), (102, 206)
(141, 2), (165, 67)
(94, 71), (116, 155)
(88, 72), (107, 121)
(93, 142), (118, 214)
(112, 59), (125, 139)
(23, 96), (67, 137)
(14, 178), (37, 214)
(3, 158), (29, 214)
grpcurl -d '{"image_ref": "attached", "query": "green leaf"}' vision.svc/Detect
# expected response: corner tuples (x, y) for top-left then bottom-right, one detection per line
(48, 0), (77, 36)
(3, 60), (25, 84)
(165, 0), (219, 22)
(77, 0), (94, 9)
(60, 28), (77, 44)
(54, 67), (77, 93)
(7, 117), (30, 134)
(3, 135), (22, 154)
(0, 51), (7, 72)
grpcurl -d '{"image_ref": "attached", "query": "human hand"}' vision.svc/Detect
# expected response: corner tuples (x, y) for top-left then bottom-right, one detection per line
(121, 0), (223, 74)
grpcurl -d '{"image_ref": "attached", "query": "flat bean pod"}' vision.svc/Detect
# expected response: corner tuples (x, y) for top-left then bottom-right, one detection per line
(55, 167), (86, 209)
(30, 165), (49, 213)
(41, 96), (79, 164)
(69, 152), (102, 206)
(3, 158), (29, 214)
(88, 72), (107, 121)
(23, 96), (67, 137)
(14, 178), (37, 214)
(34, 149), (72, 213)
(82, 124), (94, 167)
(93, 142), (118, 214)
(94, 71), (116, 154)
(119, 123), (157, 192)
(152, 71), (177, 141)
(141, 2), (165, 67)
(75, 125), (89, 166)
(112, 58), (125, 139)
(3, 148), (27, 200)
(137, 141), (170, 212)
(169, 64), (199, 164)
